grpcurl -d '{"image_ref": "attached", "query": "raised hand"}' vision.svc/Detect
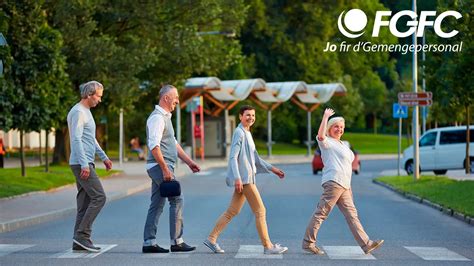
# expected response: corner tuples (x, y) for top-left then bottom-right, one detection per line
(324, 108), (335, 118)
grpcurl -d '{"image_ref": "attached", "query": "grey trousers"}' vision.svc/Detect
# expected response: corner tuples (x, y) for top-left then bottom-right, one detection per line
(143, 164), (184, 246)
(71, 164), (106, 241)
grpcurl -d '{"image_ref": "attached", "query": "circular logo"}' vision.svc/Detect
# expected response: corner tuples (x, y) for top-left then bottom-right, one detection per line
(338, 9), (367, 38)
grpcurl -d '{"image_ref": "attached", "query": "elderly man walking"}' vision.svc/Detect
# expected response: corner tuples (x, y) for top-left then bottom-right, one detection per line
(142, 84), (201, 253)
(67, 81), (112, 252)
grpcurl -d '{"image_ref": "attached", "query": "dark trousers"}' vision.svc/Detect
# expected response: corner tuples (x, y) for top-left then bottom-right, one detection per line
(70, 164), (106, 240)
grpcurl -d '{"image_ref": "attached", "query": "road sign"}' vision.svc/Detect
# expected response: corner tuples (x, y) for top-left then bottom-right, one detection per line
(398, 91), (433, 106)
(393, 103), (408, 119)
(399, 99), (433, 106)
(398, 91), (433, 101)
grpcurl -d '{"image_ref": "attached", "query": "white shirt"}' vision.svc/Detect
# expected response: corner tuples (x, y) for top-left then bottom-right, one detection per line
(245, 130), (257, 174)
(317, 136), (354, 189)
(146, 105), (177, 170)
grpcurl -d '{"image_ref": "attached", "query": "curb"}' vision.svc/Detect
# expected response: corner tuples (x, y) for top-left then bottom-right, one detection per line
(372, 179), (473, 226)
(0, 181), (151, 233)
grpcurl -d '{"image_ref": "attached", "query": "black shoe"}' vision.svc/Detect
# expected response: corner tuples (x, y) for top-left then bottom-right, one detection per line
(171, 242), (196, 252)
(73, 238), (100, 253)
(72, 242), (86, 251)
(86, 239), (101, 250)
(142, 244), (169, 253)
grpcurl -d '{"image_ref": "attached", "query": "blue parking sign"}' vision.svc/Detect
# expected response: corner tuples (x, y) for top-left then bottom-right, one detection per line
(393, 103), (408, 119)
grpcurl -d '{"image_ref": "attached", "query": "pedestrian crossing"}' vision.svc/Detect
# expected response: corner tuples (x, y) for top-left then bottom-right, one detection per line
(323, 246), (375, 260)
(51, 244), (117, 259)
(0, 243), (471, 261)
(405, 246), (471, 261)
(235, 245), (283, 259)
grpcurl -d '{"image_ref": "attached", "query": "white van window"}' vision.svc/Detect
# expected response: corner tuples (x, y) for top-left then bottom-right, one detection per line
(440, 130), (464, 145)
(420, 132), (437, 147)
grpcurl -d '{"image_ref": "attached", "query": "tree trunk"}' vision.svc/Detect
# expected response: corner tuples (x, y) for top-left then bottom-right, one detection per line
(20, 130), (26, 177)
(45, 129), (49, 172)
(466, 105), (471, 174)
(38, 131), (42, 165)
(53, 127), (69, 165)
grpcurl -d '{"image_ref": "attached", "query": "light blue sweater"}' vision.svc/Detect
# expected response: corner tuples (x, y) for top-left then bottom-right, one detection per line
(226, 124), (273, 187)
(67, 103), (108, 168)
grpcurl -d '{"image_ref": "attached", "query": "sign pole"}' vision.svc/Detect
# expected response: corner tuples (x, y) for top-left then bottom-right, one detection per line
(398, 117), (402, 176)
(393, 102), (408, 176)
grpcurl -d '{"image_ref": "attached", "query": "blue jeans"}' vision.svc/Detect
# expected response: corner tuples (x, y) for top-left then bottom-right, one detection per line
(143, 164), (184, 246)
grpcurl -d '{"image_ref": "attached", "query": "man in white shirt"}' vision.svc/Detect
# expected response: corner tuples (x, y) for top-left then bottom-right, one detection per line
(142, 85), (201, 253)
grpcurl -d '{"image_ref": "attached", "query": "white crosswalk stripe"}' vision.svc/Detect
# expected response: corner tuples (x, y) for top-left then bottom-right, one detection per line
(323, 246), (376, 260)
(50, 244), (117, 259)
(235, 245), (283, 259)
(0, 244), (34, 257)
(405, 246), (471, 261)
(143, 253), (191, 258)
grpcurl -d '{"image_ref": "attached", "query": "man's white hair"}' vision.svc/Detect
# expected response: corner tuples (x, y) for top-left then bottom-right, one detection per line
(80, 81), (103, 99)
(159, 84), (177, 99)
(326, 116), (345, 135)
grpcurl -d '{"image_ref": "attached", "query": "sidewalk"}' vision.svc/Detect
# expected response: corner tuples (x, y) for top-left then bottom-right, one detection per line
(0, 155), (312, 233)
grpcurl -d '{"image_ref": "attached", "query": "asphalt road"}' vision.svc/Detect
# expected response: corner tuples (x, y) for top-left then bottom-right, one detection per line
(1, 159), (473, 265)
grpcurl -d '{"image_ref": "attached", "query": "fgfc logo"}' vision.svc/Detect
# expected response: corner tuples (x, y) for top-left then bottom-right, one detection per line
(338, 9), (462, 38)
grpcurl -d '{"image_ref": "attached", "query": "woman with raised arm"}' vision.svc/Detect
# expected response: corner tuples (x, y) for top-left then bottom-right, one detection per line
(302, 108), (383, 255)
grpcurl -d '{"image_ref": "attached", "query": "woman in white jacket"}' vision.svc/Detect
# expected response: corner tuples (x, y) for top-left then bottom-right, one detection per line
(203, 105), (288, 254)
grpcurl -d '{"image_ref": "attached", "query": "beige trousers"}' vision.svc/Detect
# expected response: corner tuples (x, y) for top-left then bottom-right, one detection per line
(303, 181), (373, 251)
(208, 184), (273, 248)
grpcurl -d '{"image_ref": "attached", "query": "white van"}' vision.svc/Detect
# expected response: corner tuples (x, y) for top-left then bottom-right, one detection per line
(402, 126), (474, 175)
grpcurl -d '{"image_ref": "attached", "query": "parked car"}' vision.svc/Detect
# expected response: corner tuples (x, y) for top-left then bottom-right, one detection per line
(312, 140), (361, 175)
(402, 126), (474, 175)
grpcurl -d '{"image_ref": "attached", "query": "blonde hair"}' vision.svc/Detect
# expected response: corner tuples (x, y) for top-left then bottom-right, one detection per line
(326, 116), (345, 135)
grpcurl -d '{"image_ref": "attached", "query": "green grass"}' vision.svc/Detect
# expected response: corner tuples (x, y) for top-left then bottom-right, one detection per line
(375, 175), (474, 217)
(255, 139), (307, 155)
(343, 133), (410, 154)
(0, 166), (121, 198)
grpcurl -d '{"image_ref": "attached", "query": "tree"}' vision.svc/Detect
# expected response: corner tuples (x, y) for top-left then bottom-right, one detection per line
(0, 0), (70, 176)
(426, 0), (473, 173)
(45, 0), (248, 163)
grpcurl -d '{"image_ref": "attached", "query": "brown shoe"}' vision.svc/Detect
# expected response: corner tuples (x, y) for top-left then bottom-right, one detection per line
(364, 240), (384, 254)
(303, 245), (325, 255)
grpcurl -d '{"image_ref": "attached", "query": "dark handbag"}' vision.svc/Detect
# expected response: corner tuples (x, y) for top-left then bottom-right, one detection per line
(159, 180), (181, 197)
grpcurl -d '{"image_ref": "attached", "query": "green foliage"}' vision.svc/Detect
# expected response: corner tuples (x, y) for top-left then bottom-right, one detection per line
(0, 1), (71, 133)
(376, 175), (474, 217)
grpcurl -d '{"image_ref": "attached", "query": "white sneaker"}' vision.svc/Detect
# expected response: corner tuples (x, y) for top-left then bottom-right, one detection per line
(203, 239), (225, 253)
(264, 243), (288, 254)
